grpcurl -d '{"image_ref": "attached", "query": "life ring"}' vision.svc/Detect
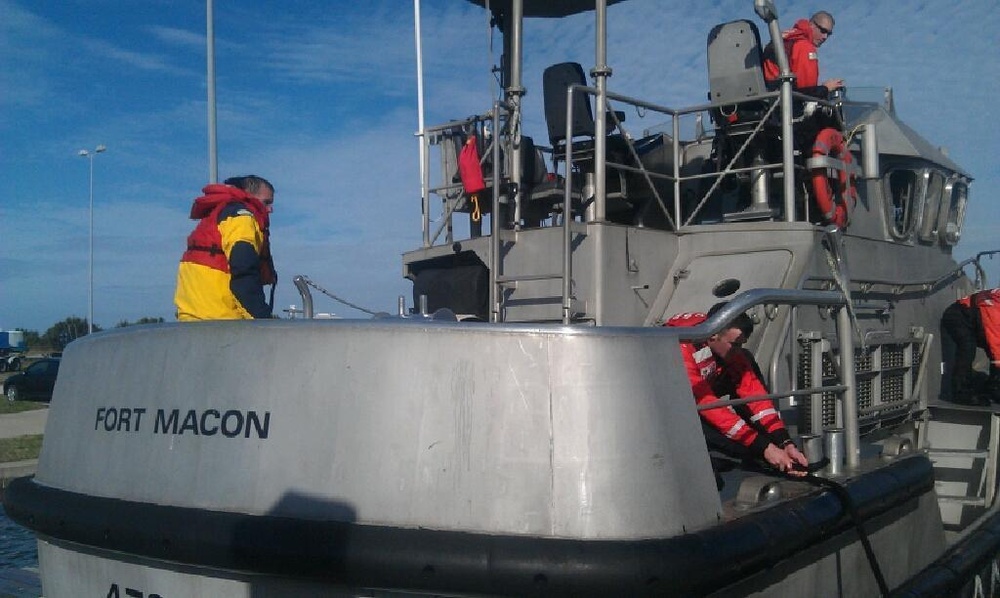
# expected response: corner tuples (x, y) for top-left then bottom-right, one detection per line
(811, 127), (858, 228)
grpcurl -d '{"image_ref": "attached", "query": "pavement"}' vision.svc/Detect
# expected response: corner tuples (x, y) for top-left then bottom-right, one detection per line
(0, 407), (47, 491)
(0, 408), (47, 440)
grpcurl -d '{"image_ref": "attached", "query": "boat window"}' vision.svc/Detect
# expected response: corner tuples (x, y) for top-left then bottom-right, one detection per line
(940, 177), (968, 245)
(917, 170), (945, 242)
(884, 169), (918, 239)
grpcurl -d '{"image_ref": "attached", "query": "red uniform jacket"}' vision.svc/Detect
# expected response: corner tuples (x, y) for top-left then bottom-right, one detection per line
(959, 289), (1000, 364)
(667, 312), (791, 456)
(763, 19), (820, 90)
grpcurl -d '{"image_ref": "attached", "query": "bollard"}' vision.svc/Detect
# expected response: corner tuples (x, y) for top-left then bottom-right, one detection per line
(824, 428), (846, 476)
(799, 434), (825, 467)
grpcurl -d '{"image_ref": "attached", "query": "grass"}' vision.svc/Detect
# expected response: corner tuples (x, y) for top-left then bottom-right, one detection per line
(0, 397), (48, 462)
(0, 400), (48, 415)
(0, 435), (43, 462)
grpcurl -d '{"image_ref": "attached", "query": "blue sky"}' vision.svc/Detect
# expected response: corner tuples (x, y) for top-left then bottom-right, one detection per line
(2, 0), (998, 333)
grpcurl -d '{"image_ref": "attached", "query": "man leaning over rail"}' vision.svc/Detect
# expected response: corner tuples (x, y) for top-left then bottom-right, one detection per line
(666, 305), (808, 476)
(941, 288), (1000, 405)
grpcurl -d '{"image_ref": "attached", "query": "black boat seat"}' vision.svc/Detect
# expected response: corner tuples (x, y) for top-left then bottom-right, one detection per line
(541, 62), (635, 223)
(542, 61), (628, 164)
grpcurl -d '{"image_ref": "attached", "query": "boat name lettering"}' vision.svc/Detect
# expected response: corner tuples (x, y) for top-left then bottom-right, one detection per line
(106, 582), (162, 598)
(95, 407), (147, 432)
(94, 407), (270, 439)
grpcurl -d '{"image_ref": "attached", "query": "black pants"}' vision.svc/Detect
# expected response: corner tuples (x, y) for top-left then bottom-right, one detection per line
(702, 421), (756, 461)
(941, 302), (980, 400)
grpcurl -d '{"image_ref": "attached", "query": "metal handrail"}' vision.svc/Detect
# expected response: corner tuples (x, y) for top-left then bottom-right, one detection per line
(696, 385), (849, 412)
(557, 83), (843, 233)
(805, 252), (992, 298)
(419, 111), (505, 250)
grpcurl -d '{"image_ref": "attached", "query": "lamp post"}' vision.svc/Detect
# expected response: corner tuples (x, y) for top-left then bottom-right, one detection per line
(78, 145), (107, 334)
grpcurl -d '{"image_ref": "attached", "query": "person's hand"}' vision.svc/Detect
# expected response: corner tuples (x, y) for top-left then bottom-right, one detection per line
(784, 443), (809, 470)
(763, 443), (807, 477)
(823, 78), (844, 92)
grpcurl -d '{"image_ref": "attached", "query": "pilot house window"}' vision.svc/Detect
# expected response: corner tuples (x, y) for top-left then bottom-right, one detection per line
(941, 178), (969, 245)
(885, 169), (918, 238)
(917, 171), (945, 242)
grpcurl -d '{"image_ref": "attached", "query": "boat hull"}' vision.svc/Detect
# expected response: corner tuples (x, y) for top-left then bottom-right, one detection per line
(0, 320), (968, 596)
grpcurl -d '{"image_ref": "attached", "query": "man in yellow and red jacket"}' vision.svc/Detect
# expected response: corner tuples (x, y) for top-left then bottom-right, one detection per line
(762, 11), (843, 99)
(174, 175), (277, 321)
(941, 288), (1000, 405)
(667, 306), (808, 476)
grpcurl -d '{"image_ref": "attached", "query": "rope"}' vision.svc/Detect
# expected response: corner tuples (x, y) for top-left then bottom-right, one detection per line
(801, 472), (890, 597)
(300, 276), (379, 316)
(470, 194), (482, 222)
(843, 123), (866, 147)
(751, 458), (889, 597)
(823, 240), (865, 346)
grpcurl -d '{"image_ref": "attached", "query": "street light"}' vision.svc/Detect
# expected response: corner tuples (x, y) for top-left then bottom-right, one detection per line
(78, 145), (107, 334)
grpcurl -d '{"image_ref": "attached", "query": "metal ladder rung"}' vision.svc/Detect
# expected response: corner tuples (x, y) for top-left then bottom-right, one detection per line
(936, 495), (988, 506)
(496, 273), (563, 284)
(927, 448), (991, 458)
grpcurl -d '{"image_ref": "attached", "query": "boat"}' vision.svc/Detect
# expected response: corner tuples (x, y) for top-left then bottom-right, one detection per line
(6, 0), (1000, 596)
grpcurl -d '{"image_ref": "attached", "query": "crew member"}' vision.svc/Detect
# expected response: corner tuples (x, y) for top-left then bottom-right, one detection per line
(174, 175), (277, 321)
(667, 305), (808, 476)
(763, 11), (844, 98)
(941, 288), (1000, 405)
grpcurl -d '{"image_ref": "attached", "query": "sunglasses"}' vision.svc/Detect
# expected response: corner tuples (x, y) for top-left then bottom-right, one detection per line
(812, 20), (832, 35)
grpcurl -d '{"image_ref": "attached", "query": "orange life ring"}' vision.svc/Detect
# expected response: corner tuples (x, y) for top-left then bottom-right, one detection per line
(811, 127), (857, 228)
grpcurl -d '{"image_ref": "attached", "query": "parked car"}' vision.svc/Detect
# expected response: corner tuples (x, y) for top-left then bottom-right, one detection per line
(4, 358), (61, 402)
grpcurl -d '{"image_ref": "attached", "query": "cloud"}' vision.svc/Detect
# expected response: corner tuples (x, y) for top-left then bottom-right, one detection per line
(80, 38), (195, 76)
(149, 26), (206, 50)
(4, 0), (1000, 331)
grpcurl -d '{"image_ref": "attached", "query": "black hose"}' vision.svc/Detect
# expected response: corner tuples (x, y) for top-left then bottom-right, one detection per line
(796, 465), (890, 597)
(747, 456), (890, 596)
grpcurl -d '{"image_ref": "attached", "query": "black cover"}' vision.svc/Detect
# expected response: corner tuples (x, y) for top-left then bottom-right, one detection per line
(412, 260), (488, 318)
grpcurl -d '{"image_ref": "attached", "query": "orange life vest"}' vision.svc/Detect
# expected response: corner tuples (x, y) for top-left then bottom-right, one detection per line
(181, 184), (275, 285)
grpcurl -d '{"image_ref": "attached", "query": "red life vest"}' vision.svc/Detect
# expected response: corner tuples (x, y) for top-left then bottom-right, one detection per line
(181, 184), (276, 284)
(959, 289), (1000, 362)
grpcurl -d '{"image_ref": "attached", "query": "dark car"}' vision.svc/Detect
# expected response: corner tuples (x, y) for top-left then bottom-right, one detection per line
(4, 358), (61, 402)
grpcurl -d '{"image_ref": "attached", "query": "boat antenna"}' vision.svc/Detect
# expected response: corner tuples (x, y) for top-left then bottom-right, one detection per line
(486, 0), (498, 103)
(206, 0), (219, 183)
(413, 0), (429, 246)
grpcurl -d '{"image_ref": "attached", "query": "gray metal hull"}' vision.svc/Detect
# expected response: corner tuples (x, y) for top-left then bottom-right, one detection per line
(5, 319), (954, 596)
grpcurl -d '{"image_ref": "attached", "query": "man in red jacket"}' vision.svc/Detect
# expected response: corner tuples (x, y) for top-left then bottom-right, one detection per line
(941, 289), (1000, 405)
(667, 306), (808, 476)
(763, 11), (843, 98)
